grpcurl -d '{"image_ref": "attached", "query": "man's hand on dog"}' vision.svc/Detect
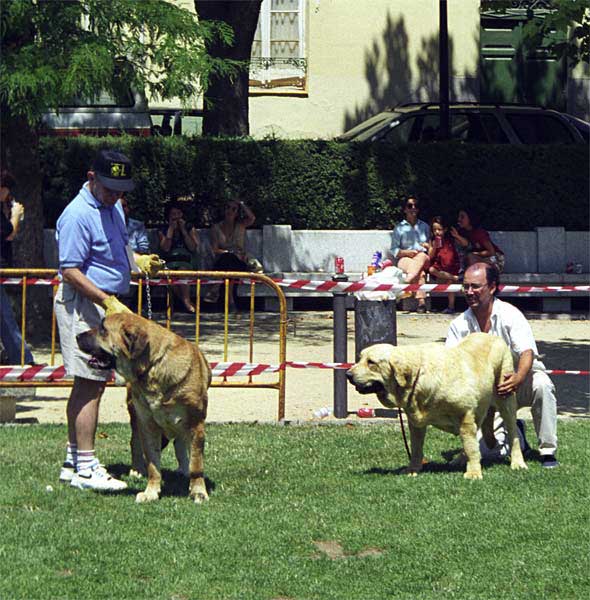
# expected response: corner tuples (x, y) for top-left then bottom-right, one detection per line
(103, 295), (133, 316)
(497, 372), (523, 396)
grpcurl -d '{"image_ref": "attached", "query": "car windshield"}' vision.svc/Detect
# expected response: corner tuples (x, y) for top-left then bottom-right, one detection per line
(562, 114), (590, 143)
(338, 112), (399, 141)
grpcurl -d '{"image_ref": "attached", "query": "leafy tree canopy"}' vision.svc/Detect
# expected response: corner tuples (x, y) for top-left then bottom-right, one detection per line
(481, 0), (590, 66)
(0, 0), (239, 125)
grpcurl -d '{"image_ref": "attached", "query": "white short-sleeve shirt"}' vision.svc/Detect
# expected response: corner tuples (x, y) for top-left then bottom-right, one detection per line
(445, 298), (539, 362)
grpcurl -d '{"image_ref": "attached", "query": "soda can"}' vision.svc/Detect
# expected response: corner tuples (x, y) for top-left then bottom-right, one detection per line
(435, 235), (443, 249)
(575, 263), (583, 274)
(335, 256), (345, 274)
(357, 408), (375, 418)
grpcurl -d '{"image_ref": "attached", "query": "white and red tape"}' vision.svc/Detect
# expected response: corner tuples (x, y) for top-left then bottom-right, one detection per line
(1, 276), (588, 295)
(0, 362), (587, 383)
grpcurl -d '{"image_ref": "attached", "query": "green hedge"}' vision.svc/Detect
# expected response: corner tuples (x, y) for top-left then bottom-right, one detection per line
(40, 136), (589, 231)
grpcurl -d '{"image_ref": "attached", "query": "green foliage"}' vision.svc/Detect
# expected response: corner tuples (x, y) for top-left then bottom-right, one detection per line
(39, 137), (589, 231)
(0, 0), (238, 125)
(481, 0), (590, 66)
(0, 421), (589, 600)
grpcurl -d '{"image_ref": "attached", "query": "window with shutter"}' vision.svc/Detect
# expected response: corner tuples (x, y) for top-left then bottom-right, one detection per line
(250, 0), (307, 92)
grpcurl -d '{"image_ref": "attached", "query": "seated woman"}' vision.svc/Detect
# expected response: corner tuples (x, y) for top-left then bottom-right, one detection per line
(450, 208), (505, 273)
(428, 216), (460, 314)
(390, 196), (430, 313)
(204, 199), (261, 309)
(158, 201), (199, 313)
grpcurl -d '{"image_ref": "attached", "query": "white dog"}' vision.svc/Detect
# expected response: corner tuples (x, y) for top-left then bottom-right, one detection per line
(346, 333), (527, 479)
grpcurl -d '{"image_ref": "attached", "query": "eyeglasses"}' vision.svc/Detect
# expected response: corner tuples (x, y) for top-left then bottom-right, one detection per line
(405, 203), (418, 209)
(461, 283), (487, 292)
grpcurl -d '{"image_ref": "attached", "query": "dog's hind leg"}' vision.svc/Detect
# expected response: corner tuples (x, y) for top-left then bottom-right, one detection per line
(460, 411), (483, 480)
(481, 406), (497, 451)
(188, 419), (209, 503)
(496, 394), (527, 471)
(173, 437), (190, 477)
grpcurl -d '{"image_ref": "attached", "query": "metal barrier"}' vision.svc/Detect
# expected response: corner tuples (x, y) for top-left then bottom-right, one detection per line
(0, 268), (288, 421)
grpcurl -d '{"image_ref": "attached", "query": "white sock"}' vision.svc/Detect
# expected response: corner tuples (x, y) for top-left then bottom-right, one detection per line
(65, 443), (77, 468)
(76, 450), (99, 473)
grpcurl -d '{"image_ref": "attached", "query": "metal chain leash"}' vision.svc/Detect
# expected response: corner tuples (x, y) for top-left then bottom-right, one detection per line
(144, 271), (153, 320)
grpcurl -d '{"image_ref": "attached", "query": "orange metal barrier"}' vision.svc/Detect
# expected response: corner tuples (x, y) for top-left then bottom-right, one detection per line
(0, 268), (288, 420)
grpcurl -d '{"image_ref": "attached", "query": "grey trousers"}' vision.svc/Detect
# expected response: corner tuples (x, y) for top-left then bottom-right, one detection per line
(516, 361), (558, 455)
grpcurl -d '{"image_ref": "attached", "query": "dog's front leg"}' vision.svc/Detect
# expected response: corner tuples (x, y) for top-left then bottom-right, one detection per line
(127, 390), (146, 478)
(136, 417), (163, 503)
(496, 394), (527, 471)
(188, 419), (209, 503)
(405, 423), (426, 476)
(460, 411), (482, 480)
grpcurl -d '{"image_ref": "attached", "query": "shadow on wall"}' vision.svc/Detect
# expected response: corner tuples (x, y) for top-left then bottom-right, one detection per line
(343, 12), (479, 132)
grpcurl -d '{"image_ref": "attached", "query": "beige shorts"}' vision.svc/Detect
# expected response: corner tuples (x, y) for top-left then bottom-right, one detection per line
(54, 282), (109, 381)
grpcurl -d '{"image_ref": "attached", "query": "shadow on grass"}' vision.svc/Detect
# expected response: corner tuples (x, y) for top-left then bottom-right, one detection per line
(361, 445), (547, 477)
(107, 462), (216, 499)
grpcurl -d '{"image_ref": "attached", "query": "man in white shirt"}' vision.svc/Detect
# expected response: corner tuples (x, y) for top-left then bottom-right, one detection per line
(445, 262), (559, 468)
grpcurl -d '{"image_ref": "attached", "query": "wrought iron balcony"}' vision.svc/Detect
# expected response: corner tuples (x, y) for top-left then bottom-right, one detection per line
(249, 57), (307, 90)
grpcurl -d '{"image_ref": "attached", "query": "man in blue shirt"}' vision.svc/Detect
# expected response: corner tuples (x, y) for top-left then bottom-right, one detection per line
(55, 149), (162, 491)
(390, 196), (431, 313)
(120, 194), (150, 254)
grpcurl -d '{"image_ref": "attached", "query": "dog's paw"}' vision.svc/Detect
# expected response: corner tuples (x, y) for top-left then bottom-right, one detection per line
(128, 469), (145, 479)
(463, 470), (483, 480)
(190, 489), (209, 504)
(135, 489), (160, 503)
(510, 460), (528, 471)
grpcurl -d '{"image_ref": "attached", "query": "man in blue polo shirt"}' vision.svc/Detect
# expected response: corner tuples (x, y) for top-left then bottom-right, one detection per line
(54, 149), (162, 491)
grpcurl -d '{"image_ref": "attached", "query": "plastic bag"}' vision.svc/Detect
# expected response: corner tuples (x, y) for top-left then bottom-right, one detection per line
(354, 265), (406, 301)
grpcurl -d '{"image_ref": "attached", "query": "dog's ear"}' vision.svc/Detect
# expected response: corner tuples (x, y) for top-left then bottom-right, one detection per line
(121, 324), (149, 359)
(389, 352), (414, 390)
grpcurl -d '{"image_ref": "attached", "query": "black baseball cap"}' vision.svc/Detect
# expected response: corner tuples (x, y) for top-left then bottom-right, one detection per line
(92, 149), (135, 192)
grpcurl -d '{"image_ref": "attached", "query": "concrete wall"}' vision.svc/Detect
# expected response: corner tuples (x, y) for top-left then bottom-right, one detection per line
(44, 226), (589, 276)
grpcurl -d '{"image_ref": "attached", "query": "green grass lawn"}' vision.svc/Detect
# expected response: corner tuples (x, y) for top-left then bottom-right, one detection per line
(1, 421), (588, 600)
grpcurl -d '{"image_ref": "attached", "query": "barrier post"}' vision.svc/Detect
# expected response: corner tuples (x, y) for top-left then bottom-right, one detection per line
(332, 273), (349, 418)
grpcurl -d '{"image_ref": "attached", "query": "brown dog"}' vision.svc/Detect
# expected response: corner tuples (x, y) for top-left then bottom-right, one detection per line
(346, 333), (527, 479)
(77, 313), (211, 503)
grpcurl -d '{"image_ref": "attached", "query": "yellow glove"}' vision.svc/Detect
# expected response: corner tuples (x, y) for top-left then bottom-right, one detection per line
(103, 295), (133, 316)
(135, 254), (164, 277)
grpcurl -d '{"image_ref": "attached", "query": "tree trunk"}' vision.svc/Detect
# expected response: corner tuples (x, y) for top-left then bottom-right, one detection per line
(1, 109), (50, 342)
(1, 109), (44, 268)
(195, 0), (262, 136)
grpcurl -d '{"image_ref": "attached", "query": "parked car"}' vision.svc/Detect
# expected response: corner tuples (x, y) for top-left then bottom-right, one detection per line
(338, 102), (590, 145)
(149, 107), (203, 136)
(41, 86), (152, 137)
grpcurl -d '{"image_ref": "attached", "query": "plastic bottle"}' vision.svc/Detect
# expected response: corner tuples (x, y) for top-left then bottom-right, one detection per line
(371, 251), (383, 270)
(314, 407), (332, 419)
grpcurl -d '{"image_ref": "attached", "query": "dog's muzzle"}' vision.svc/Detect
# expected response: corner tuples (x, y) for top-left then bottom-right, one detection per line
(346, 370), (384, 395)
(76, 330), (116, 370)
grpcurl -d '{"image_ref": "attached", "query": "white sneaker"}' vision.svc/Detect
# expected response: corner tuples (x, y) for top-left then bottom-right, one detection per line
(59, 462), (75, 483)
(71, 465), (128, 491)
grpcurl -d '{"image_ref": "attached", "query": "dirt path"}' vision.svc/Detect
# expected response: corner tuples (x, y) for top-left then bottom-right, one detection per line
(6, 310), (589, 425)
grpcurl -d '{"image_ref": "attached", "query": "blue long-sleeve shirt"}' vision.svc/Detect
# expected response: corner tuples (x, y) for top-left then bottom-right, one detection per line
(391, 219), (430, 258)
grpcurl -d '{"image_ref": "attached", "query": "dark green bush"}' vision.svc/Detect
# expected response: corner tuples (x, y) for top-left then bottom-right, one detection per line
(40, 136), (588, 231)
